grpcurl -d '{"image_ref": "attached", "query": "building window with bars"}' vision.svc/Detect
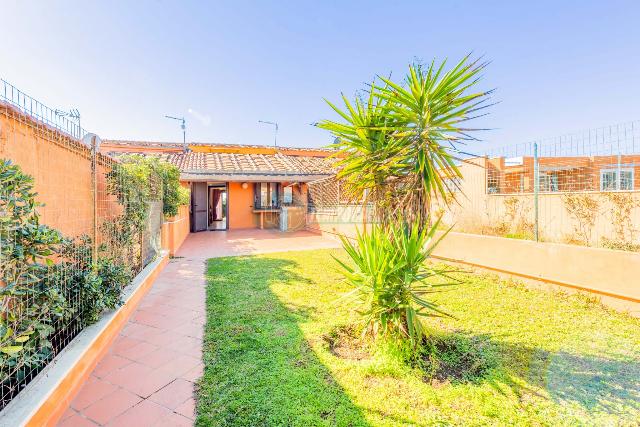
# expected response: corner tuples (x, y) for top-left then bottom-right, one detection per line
(600, 168), (634, 191)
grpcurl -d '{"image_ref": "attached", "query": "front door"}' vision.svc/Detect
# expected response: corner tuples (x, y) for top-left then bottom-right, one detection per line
(192, 182), (208, 232)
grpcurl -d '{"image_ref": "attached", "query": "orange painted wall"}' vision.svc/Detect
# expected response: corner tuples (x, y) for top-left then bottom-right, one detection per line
(161, 204), (190, 255)
(0, 104), (118, 239)
(227, 181), (257, 229)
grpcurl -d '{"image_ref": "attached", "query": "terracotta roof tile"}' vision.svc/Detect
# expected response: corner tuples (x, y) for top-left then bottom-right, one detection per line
(109, 151), (335, 176)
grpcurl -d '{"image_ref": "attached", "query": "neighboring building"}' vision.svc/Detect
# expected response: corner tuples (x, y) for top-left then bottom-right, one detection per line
(101, 140), (336, 232)
(487, 155), (640, 194)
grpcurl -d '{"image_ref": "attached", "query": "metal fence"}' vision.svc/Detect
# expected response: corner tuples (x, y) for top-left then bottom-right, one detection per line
(440, 121), (640, 250)
(0, 90), (162, 409)
(0, 79), (84, 140)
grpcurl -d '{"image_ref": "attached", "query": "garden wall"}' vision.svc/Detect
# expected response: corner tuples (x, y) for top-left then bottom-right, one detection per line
(432, 231), (640, 315)
(161, 204), (190, 256)
(0, 102), (117, 239)
(440, 158), (640, 248)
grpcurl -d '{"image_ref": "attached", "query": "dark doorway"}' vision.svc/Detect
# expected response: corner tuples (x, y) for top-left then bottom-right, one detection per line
(191, 182), (208, 232)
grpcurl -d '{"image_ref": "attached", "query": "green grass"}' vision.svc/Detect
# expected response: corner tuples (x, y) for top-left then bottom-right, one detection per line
(196, 249), (640, 426)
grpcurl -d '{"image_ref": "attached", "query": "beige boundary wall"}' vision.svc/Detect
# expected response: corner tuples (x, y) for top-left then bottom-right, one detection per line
(433, 232), (640, 315)
(306, 215), (640, 315)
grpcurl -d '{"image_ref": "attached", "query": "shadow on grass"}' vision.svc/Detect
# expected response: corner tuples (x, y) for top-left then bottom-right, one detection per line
(441, 331), (640, 417)
(197, 255), (370, 427)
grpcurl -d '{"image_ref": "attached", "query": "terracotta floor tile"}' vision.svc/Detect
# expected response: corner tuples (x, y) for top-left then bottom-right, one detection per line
(180, 363), (204, 382)
(155, 412), (194, 426)
(110, 336), (144, 354)
(103, 362), (176, 398)
(134, 347), (182, 369)
(174, 397), (196, 420)
(149, 379), (194, 410)
(82, 389), (141, 425)
(120, 322), (163, 340)
(143, 329), (180, 347)
(59, 408), (77, 422)
(71, 378), (119, 411)
(170, 321), (203, 339)
(107, 399), (172, 427)
(92, 354), (132, 378)
(114, 340), (159, 361)
(58, 413), (98, 427)
(158, 354), (202, 377)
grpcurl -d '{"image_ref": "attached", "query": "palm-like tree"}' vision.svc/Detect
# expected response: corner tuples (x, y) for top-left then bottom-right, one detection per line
(320, 55), (493, 227)
(320, 57), (492, 346)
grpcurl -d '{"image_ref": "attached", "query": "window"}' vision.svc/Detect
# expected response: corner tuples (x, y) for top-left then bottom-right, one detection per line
(255, 182), (280, 208)
(600, 168), (634, 191)
(540, 173), (559, 192)
(283, 186), (293, 204)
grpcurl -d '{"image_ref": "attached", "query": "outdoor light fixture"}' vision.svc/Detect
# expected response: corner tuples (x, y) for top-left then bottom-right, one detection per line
(241, 182), (248, 189)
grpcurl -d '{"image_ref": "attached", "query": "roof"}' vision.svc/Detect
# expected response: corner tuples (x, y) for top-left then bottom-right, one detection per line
(104, 142), (337, 182)
(102, 139), (335, 156)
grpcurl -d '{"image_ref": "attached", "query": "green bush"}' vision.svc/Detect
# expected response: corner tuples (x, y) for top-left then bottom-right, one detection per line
(0, 160), (132, 382)
(52, 236), (132, 325)
(0, 160), (71, 378)
(116, 155), (189, 218)
(336, 220), (457, 347)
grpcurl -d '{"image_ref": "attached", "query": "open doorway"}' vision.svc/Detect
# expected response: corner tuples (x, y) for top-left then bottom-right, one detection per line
(208, 183), (228, 230)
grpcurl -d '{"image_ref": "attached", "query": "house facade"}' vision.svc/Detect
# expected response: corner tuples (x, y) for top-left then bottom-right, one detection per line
(101, 140), (336, 232)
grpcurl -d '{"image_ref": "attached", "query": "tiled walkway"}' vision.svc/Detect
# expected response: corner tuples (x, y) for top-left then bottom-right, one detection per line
(58, 230), (339, 426)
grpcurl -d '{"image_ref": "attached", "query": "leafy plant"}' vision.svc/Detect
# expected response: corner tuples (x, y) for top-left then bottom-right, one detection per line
(116, 155), (189, 217)
(319, 56), (492, 227)
(497, 197), (534, 239)
(335, 220), (458, 346)
(562, 193), (599, 245)
(50, 236), (131, 325)
(601, 193), (640, 251)
(0, 160), (70, 378)
(320, 57), (490, 350)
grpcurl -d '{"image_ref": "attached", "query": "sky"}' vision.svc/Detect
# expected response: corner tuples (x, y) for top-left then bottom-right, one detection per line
(1, 0), (639, 152)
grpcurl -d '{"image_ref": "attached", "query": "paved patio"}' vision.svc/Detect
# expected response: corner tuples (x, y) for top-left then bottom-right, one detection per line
(57, 229), (339, 426)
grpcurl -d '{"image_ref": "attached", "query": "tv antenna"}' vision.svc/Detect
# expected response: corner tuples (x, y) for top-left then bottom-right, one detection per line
(258, 120), (278, 147)
(165, 115), (186, 150)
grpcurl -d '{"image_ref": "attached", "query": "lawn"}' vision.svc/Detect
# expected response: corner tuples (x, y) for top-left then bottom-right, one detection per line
(196, 249), (640, 426)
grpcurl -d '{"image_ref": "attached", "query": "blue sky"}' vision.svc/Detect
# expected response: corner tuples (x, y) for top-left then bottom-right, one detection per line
(1, 1), (639, 151)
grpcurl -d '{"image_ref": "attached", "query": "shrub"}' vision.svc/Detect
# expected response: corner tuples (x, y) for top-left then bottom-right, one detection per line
(116, 155), (189, 218)
(336, 220), (457, 347)
(0, 160), (132, 384)
(0, 160), (70, 378)
(52, 236), (131, 325)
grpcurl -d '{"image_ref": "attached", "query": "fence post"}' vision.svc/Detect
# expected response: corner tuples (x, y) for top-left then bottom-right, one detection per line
(90, 135), (99, 265)
(533, 142), (539, 242)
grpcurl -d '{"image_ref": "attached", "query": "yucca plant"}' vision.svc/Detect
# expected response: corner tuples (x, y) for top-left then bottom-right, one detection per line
(319, 55), (493, 227)
(321, 56), (492, 349)
(335, 219), (458, 346)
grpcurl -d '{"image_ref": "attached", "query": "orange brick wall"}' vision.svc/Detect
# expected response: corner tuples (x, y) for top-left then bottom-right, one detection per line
(0, 104), (117, 239)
